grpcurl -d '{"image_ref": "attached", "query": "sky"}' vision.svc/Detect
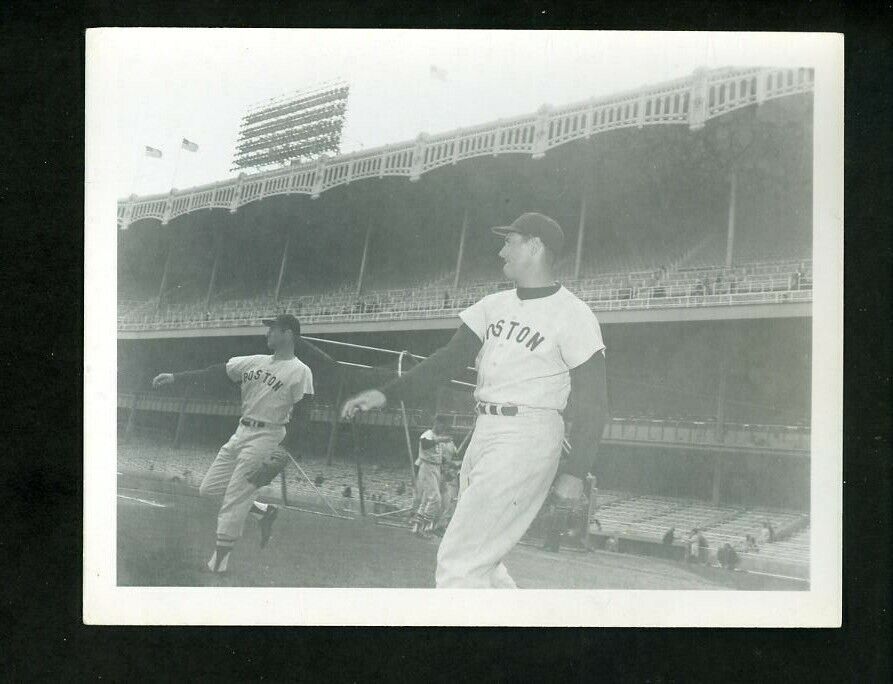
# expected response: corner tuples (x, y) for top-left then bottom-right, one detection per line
(100, 30), (823, 199)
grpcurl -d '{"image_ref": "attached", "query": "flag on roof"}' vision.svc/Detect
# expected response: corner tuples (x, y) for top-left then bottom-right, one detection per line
(144, 146), (162, 158)
(181, 139), (199, 152)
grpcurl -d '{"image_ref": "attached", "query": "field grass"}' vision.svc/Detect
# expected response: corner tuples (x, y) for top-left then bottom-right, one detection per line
(117, 472), (803, 590)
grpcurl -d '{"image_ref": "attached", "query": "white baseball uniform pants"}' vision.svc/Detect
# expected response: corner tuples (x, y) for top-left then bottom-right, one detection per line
(415, 461), (443, 526)
(435, 409), (564, 588)
(199, 423), (286, 547)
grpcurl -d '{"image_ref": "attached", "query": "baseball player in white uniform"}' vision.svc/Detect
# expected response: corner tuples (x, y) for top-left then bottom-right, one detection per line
(412, 415), (457, 537)
(152, 314), (317, 573)
(342, 213), (609, 587)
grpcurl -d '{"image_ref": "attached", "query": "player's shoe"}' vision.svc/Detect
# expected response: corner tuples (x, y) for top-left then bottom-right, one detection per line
(205, 549), (231, 573)
(258, 505), (279, 549)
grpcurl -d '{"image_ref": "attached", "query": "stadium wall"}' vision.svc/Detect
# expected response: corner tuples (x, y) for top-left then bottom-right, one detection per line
(117, 316), (810, 511)
(119, 317), (811, 426)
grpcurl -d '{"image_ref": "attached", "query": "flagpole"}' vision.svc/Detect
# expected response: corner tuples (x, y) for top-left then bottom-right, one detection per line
(171, 144), (183, 191)
(130, 145), (142, 196)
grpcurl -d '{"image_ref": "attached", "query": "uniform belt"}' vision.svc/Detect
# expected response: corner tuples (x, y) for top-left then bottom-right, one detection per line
(240, 418), (266, 428)
(476, 402), (519, 417)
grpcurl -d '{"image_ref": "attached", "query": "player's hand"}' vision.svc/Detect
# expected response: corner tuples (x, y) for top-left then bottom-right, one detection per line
(340, 389), (387, 420)
(553, 473), (585, 502)
(152, 373), (175, 389)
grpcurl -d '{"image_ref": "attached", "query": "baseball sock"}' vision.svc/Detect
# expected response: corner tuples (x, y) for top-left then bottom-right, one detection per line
(208, 546), (232, 572)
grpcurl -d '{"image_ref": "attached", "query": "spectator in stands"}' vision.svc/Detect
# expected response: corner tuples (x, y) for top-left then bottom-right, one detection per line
(685, 528), (707, 563)
(342, 485), (352, 498)
(395, 481), (406, 496)
(314, 475), (325, 487)
(717, 542), (740, 571)
(760, 521), (776, 543)
(745, 534), (759, 553)
(662, 527), (676, 545)
(605, 536), (618, 552)
(573, 475), (597, 552)
(697, 529), (709, 564)
(685, 529), (698, 562)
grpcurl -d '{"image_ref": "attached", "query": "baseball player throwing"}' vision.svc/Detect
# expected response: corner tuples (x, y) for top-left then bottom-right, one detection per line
(341, 213), (609, 588)
(152, 314), (320, 573)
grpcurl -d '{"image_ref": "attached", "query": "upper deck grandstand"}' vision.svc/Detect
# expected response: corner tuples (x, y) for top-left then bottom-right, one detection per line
(117, 66), (814, 336)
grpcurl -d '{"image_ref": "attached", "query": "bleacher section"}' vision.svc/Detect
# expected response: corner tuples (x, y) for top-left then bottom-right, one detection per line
(118, 258), (812, 331)
(591, 492), (809, 568)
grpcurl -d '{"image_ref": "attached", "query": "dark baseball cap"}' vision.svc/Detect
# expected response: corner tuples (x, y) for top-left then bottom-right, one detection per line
(491, 212), (565, 255)
(262, 313), (301, 337)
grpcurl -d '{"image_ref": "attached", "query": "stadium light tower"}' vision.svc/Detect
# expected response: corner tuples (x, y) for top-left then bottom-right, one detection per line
(232, 80), (350, 173)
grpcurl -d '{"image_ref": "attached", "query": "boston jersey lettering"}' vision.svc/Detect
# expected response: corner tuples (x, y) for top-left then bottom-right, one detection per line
(484, 319), (546, 351)
(241, 368), (285, 392)
(225, 354), (314, 425)
(459, 286), (605, 410)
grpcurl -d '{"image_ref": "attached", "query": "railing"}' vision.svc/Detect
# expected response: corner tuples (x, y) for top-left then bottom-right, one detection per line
(118, 393), (810, 453)
(118, 287), (812, 332)
(119, 258), (812, 329)
(117, 66), (814, 229)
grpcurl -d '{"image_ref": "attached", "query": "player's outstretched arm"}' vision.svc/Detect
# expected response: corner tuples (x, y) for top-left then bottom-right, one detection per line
(152, 363), (228, 389)
(340, 323), (480, 419)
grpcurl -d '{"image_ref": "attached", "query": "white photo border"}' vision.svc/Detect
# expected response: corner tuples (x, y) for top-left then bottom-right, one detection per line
(84, 29), (843, 626)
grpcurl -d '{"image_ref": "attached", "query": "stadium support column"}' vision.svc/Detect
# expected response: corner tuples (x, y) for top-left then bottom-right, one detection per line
(712, 350), (729, 505)
(452, 208), (469, 290)
(205, 230), (222, 311)
(155, 232), (174, 314)
(173, 385), (192, 448)
(274, 232), (291, 303)
(124, 370), (152, 443)
(326, 374), (345, 465)
(712, 456), (725, 507)
(725, 170), (738, 269)
(573, 194), (587, 280)
(356, 225), (372, 297)
(123, 393), (140, 443)
(716, 358), (727, 437)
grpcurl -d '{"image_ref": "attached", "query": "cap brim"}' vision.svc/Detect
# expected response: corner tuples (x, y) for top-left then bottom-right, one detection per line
(490, 226), (516, 237)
